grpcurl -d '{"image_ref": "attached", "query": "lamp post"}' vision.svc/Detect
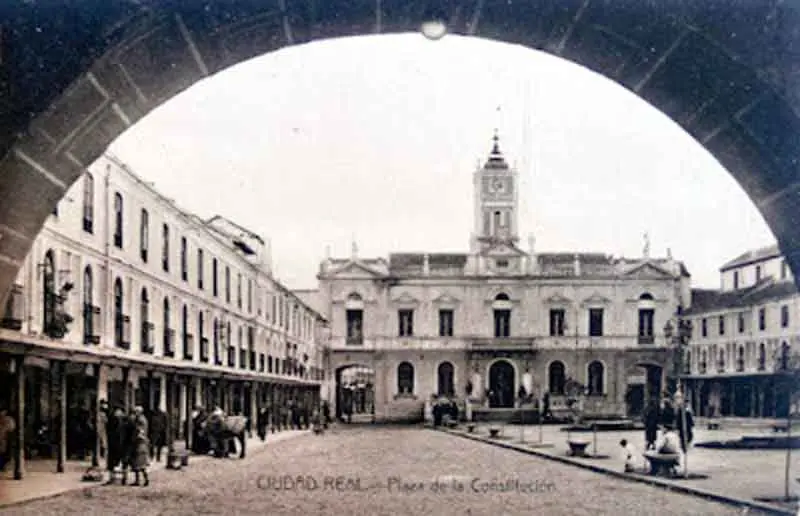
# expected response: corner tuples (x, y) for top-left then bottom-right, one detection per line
(664, 316), (693, 478)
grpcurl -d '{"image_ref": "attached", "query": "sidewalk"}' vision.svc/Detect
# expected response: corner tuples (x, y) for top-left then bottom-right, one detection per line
(442, 422), (800, 515)
(0, 429), (310, 508)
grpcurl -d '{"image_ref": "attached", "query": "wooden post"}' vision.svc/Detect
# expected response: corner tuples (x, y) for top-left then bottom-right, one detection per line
(13, 355), (25, 480)
(57, 360), (67, 473)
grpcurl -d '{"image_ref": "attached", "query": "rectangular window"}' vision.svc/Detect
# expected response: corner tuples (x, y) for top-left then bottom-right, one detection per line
(756, 265), (762, 282)
(638, 309), (654, 342)
(733, 270), (739, 289)
(346, 309), (363, 344)
(139, 209), (149, 262)
(439, 309), (454, 337)
(237, 273), (242, 309)
(82, 173), (94, 234)
(738, 313), (745, 333)
(589, 308), (604, 337)
(247, 280), (253, 313)
(494, 309), (511, 338)
(398, 309), (414, 337)
(225, 266), (231, 303)
(781, 305), (789, 328)
(549, 309), (565, 337)
(197, 249), (204, 290)
(180, 237), (188, 281)
(212, 258), (218, 296)
(759, 307), (766, 331)
(162, 224), (169, 272)
(701, 318), (708, 338)
(718, 315), (725, 336)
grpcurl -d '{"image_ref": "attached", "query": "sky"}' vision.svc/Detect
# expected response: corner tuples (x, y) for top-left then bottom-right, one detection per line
(109, 33), (775, 290)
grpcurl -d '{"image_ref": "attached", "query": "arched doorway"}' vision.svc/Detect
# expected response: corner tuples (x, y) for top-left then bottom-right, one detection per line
(437, 362), (455, 397)
(488, 360), (515, 408)
(335, 364), (376, 423)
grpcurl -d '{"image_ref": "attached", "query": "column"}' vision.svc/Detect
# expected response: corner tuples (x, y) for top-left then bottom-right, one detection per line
(122, 367), (130, 412)
(165, 374), (175, 451)
(179, 378), (189, 447)
(250, 382), (258, 430)
(147, 370), (155, 412)
(57, 361), (67, 473)
(13, 355), (25, 480)
(94, 363), (107, 467)
(158, 373), (167, 412)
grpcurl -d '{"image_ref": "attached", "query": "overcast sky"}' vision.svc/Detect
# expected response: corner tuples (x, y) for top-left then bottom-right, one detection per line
(109, 33), (775, 290)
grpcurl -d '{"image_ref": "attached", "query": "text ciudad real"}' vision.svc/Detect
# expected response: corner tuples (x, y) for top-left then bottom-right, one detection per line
(256, 475), (556, 494)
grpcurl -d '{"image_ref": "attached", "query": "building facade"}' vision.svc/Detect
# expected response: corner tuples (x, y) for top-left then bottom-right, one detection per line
(683, 244), (798, 418)
(316, 135), (691, 422)
(0, 153), (327, 477)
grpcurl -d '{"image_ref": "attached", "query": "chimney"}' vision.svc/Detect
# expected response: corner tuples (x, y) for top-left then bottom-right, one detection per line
(423, 253), (430, 275)
(573, 254), (581, 276)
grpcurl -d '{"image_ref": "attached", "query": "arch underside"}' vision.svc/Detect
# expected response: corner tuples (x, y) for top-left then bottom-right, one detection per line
(1, 0), (799, 302)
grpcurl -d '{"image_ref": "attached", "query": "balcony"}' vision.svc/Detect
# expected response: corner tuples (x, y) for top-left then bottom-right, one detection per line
(200, 337), (210, 362)
(637, 335), (655, 345)
(227, 346), (236, 367)
(183, 333), (194, 360)
(717, 361), (726, 373)
(83, 304), (101, 345)
(471, 337), (535, 350)
(163, 329), (175, 357)
(115, 315), (131, 349)
(1, 284), (23, 330)
(346, 335), (364, 346)
(140, 322), (155, 353)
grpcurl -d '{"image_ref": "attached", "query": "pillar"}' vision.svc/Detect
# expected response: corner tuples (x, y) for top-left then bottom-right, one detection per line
(95, 363), (107, 468)
(57, 360), (67, 473)
(147, 370), (155, 412)
(158, 373), (167, 412)
(179, 379), (189, 447)
(122, 367), (130, 412)
(13, 355), (25, 480)
(250, 382), (258, 425)
(165, 374), (175, 450)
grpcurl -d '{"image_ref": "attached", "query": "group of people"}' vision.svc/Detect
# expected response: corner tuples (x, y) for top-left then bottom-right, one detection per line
(102, 402), (152, 486)
(620, 392), (695, 474)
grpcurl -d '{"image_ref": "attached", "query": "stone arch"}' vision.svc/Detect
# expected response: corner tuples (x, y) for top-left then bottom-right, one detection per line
(397, 361), (415, 395)
(486, 358), (517, 408)
(2, 3), (800, 304)
(587, 359), (606, 396)
(437, 361), (455, 397)
(547, 360), (567, 395)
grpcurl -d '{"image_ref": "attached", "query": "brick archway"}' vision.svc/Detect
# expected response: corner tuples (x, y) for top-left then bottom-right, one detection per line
(2, 1), (799, 302)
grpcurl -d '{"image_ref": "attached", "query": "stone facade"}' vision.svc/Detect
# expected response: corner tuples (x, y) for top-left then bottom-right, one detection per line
(0, 153), (327, 475)
(316, 136), (691, 422)
(684, 244), (799, 418)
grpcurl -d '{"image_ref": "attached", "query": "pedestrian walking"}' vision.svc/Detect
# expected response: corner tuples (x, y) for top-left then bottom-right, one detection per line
(129, 406), (150, 486)
(643, 398), (659, 451)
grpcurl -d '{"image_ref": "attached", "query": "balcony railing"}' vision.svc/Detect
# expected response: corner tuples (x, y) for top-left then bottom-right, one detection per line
(637, 335), (655, 345)
(471, 337), (535, 349)
(239, 348), (247, 369)
(183, 333), (194, 360)
(83, 304), (101, 345)
(214, 343), (223, 366)
(164, 329), (175, 357)
(227, 346), (235, 367)
(249, 350), (256, 371)
(141, 322), (155, 353)
(1, 284), (23, 331)
(736, 359), (745, 372)
(200, 337), (210, 362)
(115, 314), (131, 349)
(346, 335), (363, 346)
(717, 361), (725, 373)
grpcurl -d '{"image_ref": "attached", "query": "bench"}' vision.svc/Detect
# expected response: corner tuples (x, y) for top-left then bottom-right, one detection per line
(567, 440), (591, 457)
(643, 452), (680, 477)
(166, 449), (190, 470)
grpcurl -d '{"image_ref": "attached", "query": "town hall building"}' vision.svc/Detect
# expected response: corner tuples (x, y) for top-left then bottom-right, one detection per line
(316, 134), (692, 422)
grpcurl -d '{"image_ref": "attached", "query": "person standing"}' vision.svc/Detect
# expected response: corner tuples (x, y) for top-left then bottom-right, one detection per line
(643, 398), (660, 451)
(0, 408), (16, 472)
(97, 400), (108, 459)
(130, 406), (150, 486)
(675, 399), (695, 454)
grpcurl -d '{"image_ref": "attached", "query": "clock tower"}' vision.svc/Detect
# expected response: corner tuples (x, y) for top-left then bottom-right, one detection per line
(471, 131), (519, 252)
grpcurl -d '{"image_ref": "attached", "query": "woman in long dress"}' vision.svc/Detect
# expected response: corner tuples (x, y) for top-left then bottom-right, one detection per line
(130, 406), (150, 486)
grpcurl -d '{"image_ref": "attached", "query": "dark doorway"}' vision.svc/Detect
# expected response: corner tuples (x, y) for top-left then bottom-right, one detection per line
(488, 360), (515, 408)
(625, 384), (645, 418)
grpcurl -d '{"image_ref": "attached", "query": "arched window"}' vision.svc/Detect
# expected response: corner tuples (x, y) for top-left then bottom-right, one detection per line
(140, 288), (150, 352)
(82, 266), (93, 344)
(700, 348), (708, 373)
(587, 360), (604, 396)
(758, 342), (767, 370)
(268, 355), (273, 373)
(113, 192), (123, 248)
(437, 362), (455, 397)
(238, 326), (244, 369)
(82, 173), (94, 233)
(113, 278), (123, 347)
(736, 345), (745, 371)
(42, 250), (56, 334)
(226, 321), (233, 367)
(397, 362), (414, 395)
(213, 317), (219, 364)
(637, 293), (655, 343)
(198, 310), (206, 361)
(718, 348), (726, 371)
(548, 361), (566, 395)
(493, 210), (501, 233)
(163, 297), (172, 356)
(140, 208), (149, 262)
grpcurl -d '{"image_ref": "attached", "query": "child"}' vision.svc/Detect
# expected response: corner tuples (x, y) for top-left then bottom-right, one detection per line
(619, 439), (640, 473)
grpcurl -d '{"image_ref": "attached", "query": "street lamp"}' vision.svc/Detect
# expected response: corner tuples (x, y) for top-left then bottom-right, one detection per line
(664, 316), (693, 478)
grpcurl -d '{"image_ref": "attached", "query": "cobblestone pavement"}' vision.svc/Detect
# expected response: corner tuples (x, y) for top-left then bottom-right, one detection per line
(8, 425), (772, 516)
(467, 422), (800, 506)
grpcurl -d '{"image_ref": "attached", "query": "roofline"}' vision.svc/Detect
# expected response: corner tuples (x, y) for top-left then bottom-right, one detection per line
(719, 246), (782, 272)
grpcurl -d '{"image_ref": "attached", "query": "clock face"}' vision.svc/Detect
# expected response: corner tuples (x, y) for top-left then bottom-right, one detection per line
(492, 180), (505, 193)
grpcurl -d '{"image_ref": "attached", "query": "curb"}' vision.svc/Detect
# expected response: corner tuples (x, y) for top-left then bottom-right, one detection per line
(436, 428), (795, 516)
(0, 430), (312, 510)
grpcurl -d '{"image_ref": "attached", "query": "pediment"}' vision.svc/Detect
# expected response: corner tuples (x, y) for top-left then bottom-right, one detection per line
(391, 291), (420, 305)
(329, 260), (385, 279)
(543, 293), (572, 305)
(582, 292), (612, 305)
(483, 242), (527, 257)
(622, 262), (673, 279)
(432, 293), (461, 305)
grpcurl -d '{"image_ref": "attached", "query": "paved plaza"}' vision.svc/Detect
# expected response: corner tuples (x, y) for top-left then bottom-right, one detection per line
(457, 419), (799, 511)
(3, 425), (778, 516)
